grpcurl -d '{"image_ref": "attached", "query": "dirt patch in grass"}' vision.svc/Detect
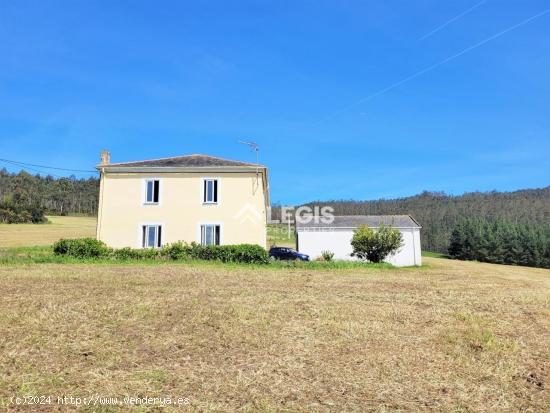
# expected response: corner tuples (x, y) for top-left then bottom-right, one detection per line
(0, 257), (548, 411)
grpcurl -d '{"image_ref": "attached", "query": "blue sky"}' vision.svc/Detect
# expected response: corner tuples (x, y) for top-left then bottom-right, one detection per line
(1, 0), (549, 204)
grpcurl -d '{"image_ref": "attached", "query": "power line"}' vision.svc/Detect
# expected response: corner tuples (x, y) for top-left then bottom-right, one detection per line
(0, 159), (65, 179)
(0, 158), (97, 174)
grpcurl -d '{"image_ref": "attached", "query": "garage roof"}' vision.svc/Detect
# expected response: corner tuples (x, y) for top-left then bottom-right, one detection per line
(296, 215), (421, 229)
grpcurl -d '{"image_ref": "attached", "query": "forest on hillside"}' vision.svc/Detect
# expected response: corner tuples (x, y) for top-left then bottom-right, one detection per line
(448, 217), (549, 269)
(0, 169), (99, 221)
(1, 169), (549, 258)
(304, 187), (550, 253)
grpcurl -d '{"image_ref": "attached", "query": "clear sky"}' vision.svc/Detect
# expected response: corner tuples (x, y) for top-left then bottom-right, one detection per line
(1, 0), (549, 204)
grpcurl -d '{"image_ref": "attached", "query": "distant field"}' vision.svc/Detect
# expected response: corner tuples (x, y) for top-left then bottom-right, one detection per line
(0, 216), (96, 247)
(0, 257), (548, 411)
(267, 223), (295, 248)
(1, 218), (290, 250)
(422, 250), (449, 258)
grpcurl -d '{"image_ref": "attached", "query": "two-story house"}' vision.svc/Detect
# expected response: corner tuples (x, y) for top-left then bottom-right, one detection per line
(95, 151), (269, 248)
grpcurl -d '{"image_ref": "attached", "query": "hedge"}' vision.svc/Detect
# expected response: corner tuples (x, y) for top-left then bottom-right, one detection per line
(53, 238), (269, 264)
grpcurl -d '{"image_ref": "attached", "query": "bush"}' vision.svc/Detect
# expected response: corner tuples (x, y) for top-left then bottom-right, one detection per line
(321, 250), (334, 261)
(223, 244), (269, 264)
(162, 242), (269, 264)
(112, 247), (161, 260)
(53, 238), (110, 259)
(351, 224), (403, 263)
(53, 239), (269, 264)
(161, 242), (190, 260)
(0, 200), (47, 224)
(52, 239), (71, 255)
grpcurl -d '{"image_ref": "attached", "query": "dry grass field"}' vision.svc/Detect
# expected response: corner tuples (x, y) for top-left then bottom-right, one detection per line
(0, 256), (549, 412)
(0, 216), (96, 248)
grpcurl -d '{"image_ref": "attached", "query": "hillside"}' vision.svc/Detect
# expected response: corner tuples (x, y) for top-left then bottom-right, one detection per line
(304, 187), (550, 253)
(2, 169), (548, 254)
(0, 169), (98, 216)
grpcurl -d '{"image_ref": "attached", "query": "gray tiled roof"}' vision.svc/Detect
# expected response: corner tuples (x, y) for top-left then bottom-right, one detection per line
(106, 154), (261, 168)
(296, 215), (421, 229)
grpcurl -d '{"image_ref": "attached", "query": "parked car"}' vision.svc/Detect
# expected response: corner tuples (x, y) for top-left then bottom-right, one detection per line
(269, 247), (310, 261)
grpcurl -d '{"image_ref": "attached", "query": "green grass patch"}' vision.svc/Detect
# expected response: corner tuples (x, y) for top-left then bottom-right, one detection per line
(0, 245), (396, 272)
(267, 224), (295, 248)
(447, 312), (517, 354)
(422, 250), (449, 259)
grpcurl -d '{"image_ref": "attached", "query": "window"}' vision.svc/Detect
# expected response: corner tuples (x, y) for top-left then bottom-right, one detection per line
(142, 225), (162, 248)
(145, 179), (160, 204)
(203, 179), (218, 204)
(201, 224), (220, 245)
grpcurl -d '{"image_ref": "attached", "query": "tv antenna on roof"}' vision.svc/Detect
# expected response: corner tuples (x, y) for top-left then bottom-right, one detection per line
(239, 140), (260, 183)
(238, 140), (259, 165)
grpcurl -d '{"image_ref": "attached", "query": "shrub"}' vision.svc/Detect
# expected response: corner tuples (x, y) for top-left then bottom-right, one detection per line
(175, 242), (269, 264)
(0, 200), (47, 224)
(112, 247), (161, 260)
(52, 239), (71, 255)
(222, 244), (269, 264)
(52, 239), (269, 264)
(351, 224), (403, 263)
(321, 250), (334, 261)
(53, 238), (110, 259)
(161, 242), (190, 260)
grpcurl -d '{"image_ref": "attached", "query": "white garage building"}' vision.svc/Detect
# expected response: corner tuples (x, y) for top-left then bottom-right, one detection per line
(296, 215), (422, 266)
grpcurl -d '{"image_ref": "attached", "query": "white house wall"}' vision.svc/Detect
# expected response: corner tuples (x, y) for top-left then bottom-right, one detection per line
(297, 228), (421, 266)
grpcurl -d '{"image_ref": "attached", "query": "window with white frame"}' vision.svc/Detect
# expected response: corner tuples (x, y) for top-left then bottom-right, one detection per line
(203, 179), (218, 204)
(145, 179), (160, 204)
(201, 224), (220, 245)
(142, 225), (162, 248)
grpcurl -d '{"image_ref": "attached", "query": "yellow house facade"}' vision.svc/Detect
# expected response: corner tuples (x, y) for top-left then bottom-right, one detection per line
(95, 152), (269, 249)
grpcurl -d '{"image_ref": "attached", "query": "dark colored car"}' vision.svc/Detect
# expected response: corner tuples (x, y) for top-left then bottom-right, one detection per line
(269, 247), (310, 261)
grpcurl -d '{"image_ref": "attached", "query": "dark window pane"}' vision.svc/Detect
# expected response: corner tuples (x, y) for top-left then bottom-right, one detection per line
(153, 180), (159, 203)
(157, 226), (162, 247)
(213, 180), (218, 202)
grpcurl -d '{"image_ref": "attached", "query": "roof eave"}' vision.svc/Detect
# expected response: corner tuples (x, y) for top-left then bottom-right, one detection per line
(296, 225), (421, 230)
(408, 215), (422, 228)
(95, 165), (266, 173)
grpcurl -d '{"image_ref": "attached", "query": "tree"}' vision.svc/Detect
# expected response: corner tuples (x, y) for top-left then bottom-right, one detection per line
(305, 186), (550, 253)
(351, 224), (404, 263)
(0, 170), (99, 217)
(447, 217), (550, 269)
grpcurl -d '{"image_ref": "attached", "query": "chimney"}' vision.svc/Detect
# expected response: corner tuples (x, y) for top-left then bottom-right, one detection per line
(100, 150), (111, 165)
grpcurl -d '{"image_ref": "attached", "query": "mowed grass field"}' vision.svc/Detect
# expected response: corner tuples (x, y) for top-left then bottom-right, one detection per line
(0, 219), (549, 411)
(0, 217), (286, 249)
(267, 223), (295, 248)
(0, 216), (96, 247)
